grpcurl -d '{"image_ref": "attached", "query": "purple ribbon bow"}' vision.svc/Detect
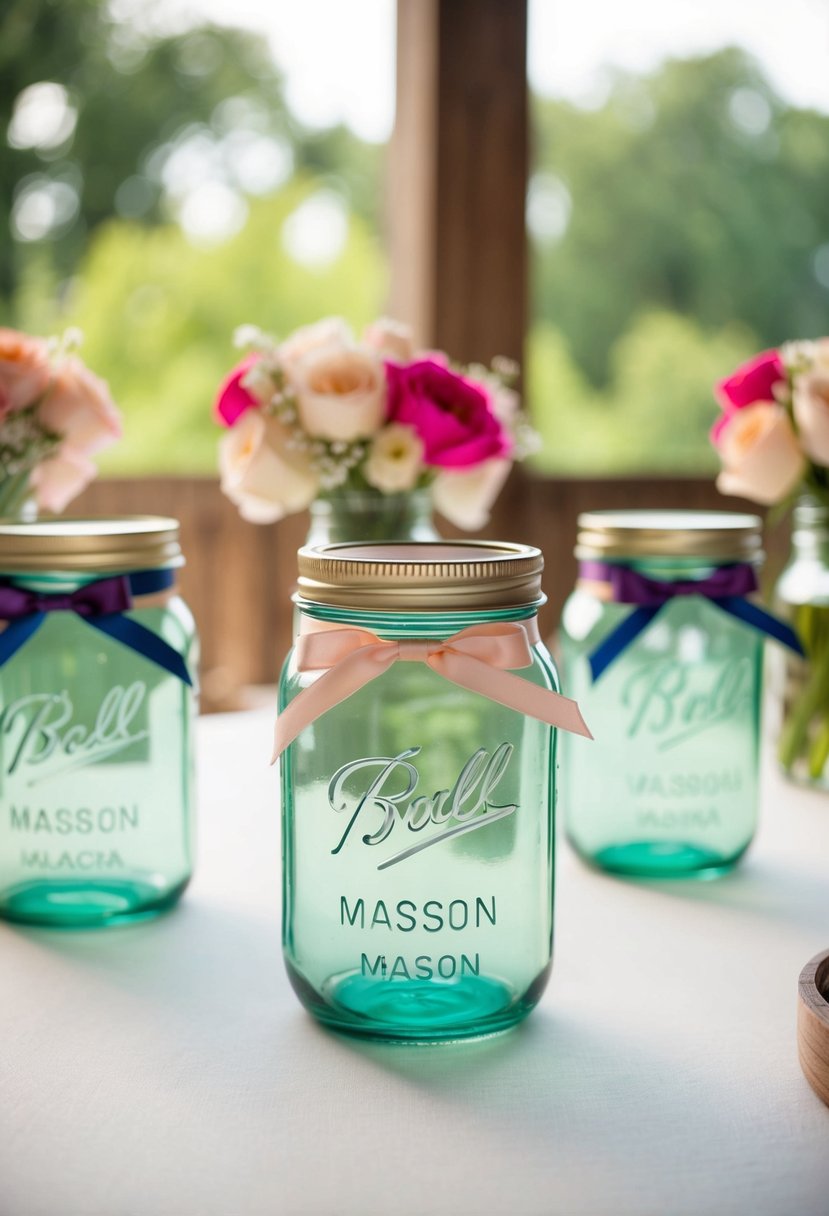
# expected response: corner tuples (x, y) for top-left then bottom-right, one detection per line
(579, 559), (759, 606)
(0, 576), (132, 620)
(0, 569), (192, 686)
(581, 559), (802, 680)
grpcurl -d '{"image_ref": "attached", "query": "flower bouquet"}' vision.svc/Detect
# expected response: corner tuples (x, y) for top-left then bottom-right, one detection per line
(712, 341), (829, 784)
(213, 317), (537, 542)
(0, 328), (122, 517)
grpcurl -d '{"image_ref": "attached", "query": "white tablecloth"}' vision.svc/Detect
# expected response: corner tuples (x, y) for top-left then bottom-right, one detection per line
(2, 710), (828, 1216)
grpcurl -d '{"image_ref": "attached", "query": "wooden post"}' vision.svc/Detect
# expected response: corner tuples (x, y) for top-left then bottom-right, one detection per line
(390, 0), (529, 366)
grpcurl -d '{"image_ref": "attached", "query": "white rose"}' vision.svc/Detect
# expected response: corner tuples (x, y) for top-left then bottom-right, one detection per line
(278, 317), (353, 372)
(219, 410), (318, 524)
(364, 423), (424, 493)
(293, 346), (386, 442)
(362, 318), (415, 364)
(794, 372), (829, 466)
(432, 458), (512, 531)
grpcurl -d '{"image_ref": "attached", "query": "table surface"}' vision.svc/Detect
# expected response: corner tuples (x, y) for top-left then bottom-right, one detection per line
(2, 709), (829, 1216)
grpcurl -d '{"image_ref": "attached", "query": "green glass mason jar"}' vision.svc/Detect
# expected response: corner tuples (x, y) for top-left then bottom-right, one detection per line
(559, 511), (766, 879)
(277, 541), (590, 1042)
(0, 517), (198, 926)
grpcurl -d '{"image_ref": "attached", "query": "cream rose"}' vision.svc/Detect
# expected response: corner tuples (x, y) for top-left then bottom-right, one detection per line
(793, 372), (829, 466)
(278, 317), (354, 372)
(38, 356), (122, 454)
(715, 402), (805, 504)
(219, 410), (318, 523)
(364, 423), (424, 493)
(362, 318), (415, 364)
(30, 450), (97, 513)
(293, 346), (386, 442)
(432, 458), (512, 530)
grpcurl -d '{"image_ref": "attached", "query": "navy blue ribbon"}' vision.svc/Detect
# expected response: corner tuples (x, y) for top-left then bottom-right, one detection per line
(0, 568), (193, 686)
(584, 561), (803, 681)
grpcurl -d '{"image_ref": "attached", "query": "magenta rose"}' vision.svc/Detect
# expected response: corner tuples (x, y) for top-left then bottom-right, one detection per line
(214, 355), (262, 427)
(385, 358), (511, 468)
(712, 349), (786, 442)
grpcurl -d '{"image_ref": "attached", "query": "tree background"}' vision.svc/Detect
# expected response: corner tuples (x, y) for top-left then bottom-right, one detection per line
(2, 2), (828, 474)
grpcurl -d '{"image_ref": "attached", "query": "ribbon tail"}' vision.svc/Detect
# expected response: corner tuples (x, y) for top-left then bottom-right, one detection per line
(435, 652), (593, 739)
(0, 614), (46, 667)
(86, 615), (194, 686)
(587, 605), (663, 681)
(715, 597), (805, 656)
(273, 647), (394, 762)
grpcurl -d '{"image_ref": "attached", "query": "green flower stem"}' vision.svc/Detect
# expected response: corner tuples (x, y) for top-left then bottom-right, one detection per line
(808, 715), (829, 781)
(778, 624), (829, 773)
(0, 471), (33, 518)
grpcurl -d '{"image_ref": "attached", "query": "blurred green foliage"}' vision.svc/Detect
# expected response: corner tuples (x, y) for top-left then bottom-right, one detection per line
(3, 4), (829, 475)
(14, 184), (387, 472)
(532, 48), (829, 388)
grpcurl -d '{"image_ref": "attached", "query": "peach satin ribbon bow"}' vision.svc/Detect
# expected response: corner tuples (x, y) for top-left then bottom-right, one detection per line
(272, 620), (592, 760)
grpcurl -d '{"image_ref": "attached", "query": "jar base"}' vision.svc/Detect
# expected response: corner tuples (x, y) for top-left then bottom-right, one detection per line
(0, 875), (190, 928)
(576, 839), (745, 879)
(287, 959), (549, 1042)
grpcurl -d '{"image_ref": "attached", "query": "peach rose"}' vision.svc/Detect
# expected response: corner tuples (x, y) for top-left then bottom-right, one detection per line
(793, 372), (829, 466)
(432, 458), (512, 530)
(38, 356), (122, 454)
(362, 318), (415, 364)
(715, 403), (806, 504)
(219, 410), (318, 523)
(0, 328), (51, 417)
(293, 346), (386, 442)
(30, 450), (97, 513)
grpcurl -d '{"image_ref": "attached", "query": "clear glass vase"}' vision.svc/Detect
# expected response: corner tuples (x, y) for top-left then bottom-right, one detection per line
(305, 486), (440, 546)
(769, 498), (829, 789)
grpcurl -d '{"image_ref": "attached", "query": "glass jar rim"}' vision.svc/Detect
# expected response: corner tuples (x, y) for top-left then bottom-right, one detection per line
(296, 540), (544, 610)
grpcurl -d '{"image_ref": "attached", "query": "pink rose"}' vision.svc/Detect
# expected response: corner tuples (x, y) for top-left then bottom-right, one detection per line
(711, 349), (786, 442)
(714, 402), (805, 505)
(30, 450), (97, 513)
(0, 328), (51, 417)
(386, 359), (511, 469)
(38, 356), (122, 454)
(214, 354), (262, 428)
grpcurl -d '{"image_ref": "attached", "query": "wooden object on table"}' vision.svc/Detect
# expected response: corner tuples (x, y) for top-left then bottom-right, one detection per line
(798, 947), (829, 1107)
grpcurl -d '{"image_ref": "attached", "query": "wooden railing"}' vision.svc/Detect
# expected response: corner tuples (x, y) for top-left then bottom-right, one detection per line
(74, 472), (782, 711)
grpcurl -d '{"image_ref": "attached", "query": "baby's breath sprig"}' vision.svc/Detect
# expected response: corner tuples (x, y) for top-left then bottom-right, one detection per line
(0, 406), (61, 476)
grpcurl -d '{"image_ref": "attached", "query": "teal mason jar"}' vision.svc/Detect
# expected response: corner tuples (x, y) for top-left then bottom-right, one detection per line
(276, 541), (591, 1041)
(0, 517), (198, 926)
(560, 511), (767, 879)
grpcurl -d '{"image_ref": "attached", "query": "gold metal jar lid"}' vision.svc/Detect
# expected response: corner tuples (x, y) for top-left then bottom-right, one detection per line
(576, 510), (763, 561)
(296, 541), (544, 610)
(0, 516), (183, 573)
